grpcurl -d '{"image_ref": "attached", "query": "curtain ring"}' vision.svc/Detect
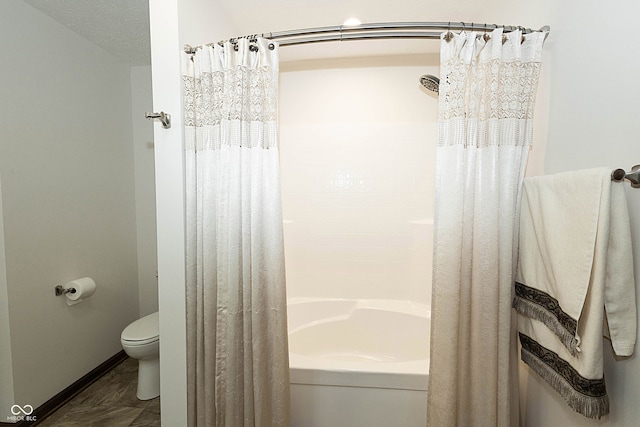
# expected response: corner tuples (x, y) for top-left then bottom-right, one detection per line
(444, 21), (453, 42)
(445, 21), (453, 42)
(471, 22), (482, 41)
(500, 25), (507, 45)
(483, 23), (490, 42)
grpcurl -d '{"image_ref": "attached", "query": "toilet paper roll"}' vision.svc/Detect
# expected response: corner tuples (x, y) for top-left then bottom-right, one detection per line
(64, 277), (96, 306)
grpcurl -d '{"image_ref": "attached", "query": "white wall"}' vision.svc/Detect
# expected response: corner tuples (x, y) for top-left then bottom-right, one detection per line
(508, 1), (640, 425)
(150, 0), (241, 424)
(178, 0), (239, 45)
(130, 65), (158, 317)
(279, 55), (437, 305)
(149, 1), (189, 423)
(0, 0), (140, 413)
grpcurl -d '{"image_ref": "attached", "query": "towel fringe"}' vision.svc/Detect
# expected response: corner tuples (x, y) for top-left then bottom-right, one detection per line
(521, 347), (609, 419)
(513, 296), (580, 356)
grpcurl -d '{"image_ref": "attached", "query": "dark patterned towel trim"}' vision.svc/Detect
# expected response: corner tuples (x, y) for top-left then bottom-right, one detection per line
(513, 282), (580, 355)
(519, 333), (609, 419)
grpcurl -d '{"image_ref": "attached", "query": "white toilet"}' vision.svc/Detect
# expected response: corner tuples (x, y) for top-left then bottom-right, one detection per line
(121, 311), (160, 400)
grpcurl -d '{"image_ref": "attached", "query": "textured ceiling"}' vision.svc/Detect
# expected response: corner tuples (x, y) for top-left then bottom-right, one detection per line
(22, 0), (150, 66)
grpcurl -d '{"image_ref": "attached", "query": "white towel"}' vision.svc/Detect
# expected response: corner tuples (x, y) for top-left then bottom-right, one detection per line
(513, 167), (636, 419)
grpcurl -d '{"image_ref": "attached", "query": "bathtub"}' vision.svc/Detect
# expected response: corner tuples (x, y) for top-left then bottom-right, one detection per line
(287, 298), (430, 427)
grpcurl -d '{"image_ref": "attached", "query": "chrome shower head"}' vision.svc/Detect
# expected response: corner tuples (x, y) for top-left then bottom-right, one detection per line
(419, 75), (440, 94)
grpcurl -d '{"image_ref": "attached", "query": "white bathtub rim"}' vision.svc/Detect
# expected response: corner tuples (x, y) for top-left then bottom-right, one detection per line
(287, 297), (430, 391)
(290, 352), (429, 390)
(287, 297), (431, 328)
(288, 313), (351, 335)
(290, 365), (429, 391)
(287, 296), (431, 312)
(287, 297), (431, 368)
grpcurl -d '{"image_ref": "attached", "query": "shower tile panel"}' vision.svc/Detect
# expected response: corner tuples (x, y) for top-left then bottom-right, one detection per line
(284, 219), (418, 235)
(279, 62), (437, 305)
(281, 205), (429, 221)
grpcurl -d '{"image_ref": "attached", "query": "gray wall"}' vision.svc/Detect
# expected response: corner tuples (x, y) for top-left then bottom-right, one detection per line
(130, 65), (158, 317)
(0, 0), (141, 414)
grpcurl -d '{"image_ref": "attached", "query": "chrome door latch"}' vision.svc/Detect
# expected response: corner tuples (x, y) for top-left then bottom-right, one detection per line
(145, 111), (171, 129)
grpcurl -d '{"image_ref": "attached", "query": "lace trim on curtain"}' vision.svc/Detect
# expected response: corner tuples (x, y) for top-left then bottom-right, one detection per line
(439, 58), (542, 122)
(436, 118), (534, 148)
(183, 67), (278, 127)
(184, 122), (278, 151)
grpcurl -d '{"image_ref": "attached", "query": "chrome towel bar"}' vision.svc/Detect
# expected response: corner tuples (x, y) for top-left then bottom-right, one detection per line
(611, 165), (640, 188)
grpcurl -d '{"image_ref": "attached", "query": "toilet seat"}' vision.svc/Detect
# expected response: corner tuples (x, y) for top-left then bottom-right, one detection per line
(123, 336), (158, 346)
(122, 312), (159, 345)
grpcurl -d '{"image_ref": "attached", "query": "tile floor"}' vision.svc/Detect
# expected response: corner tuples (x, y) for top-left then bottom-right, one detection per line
(37, 357), (160, 427)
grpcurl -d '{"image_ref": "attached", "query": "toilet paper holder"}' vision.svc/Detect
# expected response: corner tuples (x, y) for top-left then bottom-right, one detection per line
(54, 285), (76, 296)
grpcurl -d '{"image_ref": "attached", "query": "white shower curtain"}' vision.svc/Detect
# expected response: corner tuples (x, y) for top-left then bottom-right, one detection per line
(427, 28), (546, 426)
(183, 38), (290, 427)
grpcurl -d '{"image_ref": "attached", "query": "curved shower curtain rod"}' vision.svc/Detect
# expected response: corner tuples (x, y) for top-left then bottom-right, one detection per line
(183, 21), (551, 53)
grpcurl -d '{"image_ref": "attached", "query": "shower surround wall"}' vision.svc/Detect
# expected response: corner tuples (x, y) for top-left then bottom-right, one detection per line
(0, 0), (141, 417)
(279, 56), (438, 305)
